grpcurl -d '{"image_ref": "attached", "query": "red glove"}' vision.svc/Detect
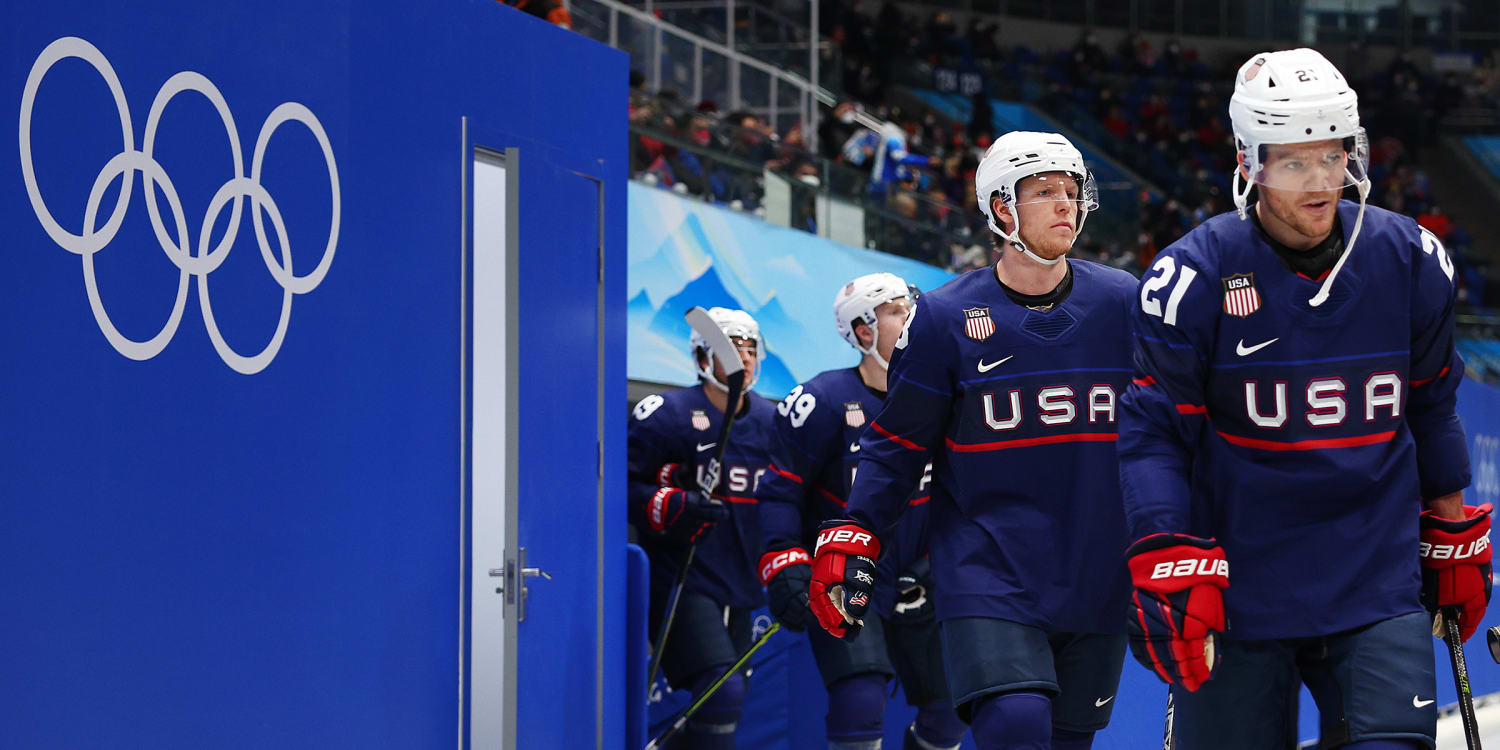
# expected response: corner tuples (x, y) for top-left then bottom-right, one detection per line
(1420, 503), (1493, 642)
(808, 520), (880, 640)
(1126, 533), (1229, 693)
(645, 487), (727, 542)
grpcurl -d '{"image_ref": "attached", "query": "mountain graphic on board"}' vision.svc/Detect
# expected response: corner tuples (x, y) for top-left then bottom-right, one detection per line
(645, 265), (806, 397)
(647, 265), (741, 345)
(627, 289), (657, 327)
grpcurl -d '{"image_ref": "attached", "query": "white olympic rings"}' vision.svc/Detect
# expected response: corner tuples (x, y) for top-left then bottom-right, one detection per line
(18, 36), (340, 374)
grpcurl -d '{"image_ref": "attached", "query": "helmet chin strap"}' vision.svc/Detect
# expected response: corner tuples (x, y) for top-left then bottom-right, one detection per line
(857, 325), (890, 370)
(1232, 168), (1256, 220)
(1308, 175), (1370, 308)
(993, 213), (1066, 266)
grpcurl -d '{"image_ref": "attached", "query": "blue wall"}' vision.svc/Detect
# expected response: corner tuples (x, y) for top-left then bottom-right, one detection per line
(4, 2), (626, 747)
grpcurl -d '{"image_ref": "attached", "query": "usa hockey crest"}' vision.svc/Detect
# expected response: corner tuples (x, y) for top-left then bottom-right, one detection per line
(963, 306), (995, 341)
(844, 402), (866, 428)
(1222, 273), (1261, 317)
(690, 409), (711, 431)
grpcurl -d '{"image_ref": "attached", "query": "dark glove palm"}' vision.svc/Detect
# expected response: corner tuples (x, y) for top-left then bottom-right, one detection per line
(764, 557), (817, 632)
(646, 487), (728, 542)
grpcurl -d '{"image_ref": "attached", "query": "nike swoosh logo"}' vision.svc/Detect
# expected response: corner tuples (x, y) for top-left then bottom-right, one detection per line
(696, 442), (717, 452)
(1094, 696), (1114, 707)
(849, 442), (861, 453)
(976, 355), (1013, 373)
(1413, 696), (1435, 708)
(1235, 337), (1278, 357)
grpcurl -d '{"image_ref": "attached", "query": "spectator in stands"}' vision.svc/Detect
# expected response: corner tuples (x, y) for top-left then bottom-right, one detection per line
(819, 101), (863, 162)
(498, 0), (570, 29)
(1419, 204), (1453, 241)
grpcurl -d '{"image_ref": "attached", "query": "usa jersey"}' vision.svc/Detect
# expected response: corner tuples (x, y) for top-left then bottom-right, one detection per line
(1119, 200), (1470, 639)
(845, 260), (1137, 633)
(757, 367), (934, 615)
(628, 387), (777, 608)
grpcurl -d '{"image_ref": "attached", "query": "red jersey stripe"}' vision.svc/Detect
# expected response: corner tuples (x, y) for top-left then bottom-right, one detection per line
(946, 433), (1118, 452)
(870, 420), (924, 451)
(1412, 366), (1452, 387)
(767, 463), (803, 484)
(1215, 430), (1397, 451)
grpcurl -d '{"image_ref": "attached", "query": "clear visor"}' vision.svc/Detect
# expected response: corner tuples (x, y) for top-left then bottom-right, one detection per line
(1247, 129), (1370, 192)
(1012, 171), (1100, 212)
(727, 336), (758, 356)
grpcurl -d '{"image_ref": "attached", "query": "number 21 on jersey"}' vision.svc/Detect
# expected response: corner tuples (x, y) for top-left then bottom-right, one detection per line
(1140, 255), (1198, 326)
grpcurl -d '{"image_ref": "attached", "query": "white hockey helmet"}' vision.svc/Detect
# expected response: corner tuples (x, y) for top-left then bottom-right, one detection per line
(975, 130), (1099, 266)
(1228, 48), (1370, 218)
(1227, 48), (1373, 308)
(691, 306), (764, 391)
(834, 272), (914, 370)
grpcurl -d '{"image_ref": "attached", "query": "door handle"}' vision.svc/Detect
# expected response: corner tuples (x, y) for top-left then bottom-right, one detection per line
(517, 547), (553, 622)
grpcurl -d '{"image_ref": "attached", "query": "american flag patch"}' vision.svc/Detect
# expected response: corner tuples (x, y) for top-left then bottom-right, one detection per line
(963, 307), (995, 341)
(844, 402), (866, 428)
(691, 409), (711, 431)
(1222, 274), (1260, 317)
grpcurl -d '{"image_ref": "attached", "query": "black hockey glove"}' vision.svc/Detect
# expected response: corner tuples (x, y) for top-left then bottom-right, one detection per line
(759, 547), (817, 632)
(645, 487), (728, 542)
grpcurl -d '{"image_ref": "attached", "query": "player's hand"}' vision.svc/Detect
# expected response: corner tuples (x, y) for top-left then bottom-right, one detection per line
(809, 520), (880, 641)
(654, 461), (694, 489)
(760, 547), (817, 632)
(645, 487), (728, 542)
(1420, 503), (1493, 642)
(892, 557), (934, 623)
(1126, 533), (1229, 692)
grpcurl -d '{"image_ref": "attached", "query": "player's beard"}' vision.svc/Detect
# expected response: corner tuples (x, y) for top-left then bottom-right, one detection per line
(1259, 186), (1341, 247)
(1018, 226), (1074, 261)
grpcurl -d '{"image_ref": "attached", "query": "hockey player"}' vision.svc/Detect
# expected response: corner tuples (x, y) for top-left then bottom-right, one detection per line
(628, 307), (778, 749)
(1118, 48), (1489, 749)
(757, 272), (967, 750)
(808, 131), (1139, 749)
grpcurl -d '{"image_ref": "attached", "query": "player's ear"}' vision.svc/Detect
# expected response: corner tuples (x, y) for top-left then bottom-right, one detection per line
(993, 196), (1015, 233)
(1236, 150), (1249, 182)
(854, 320), (875, 350)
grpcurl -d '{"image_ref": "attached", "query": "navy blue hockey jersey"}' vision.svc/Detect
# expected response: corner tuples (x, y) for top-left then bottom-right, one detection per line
(628, 386), (777, 608)
(1118, 200), (1470, 639)
(757, 367), (934, 616)
(845, 260), (1138, 633)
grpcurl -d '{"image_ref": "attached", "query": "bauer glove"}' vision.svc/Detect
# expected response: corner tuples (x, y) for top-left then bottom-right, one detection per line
(1420, 503), (1493, 642)
(1126, 533), (1229, 692)
(808, 520), (880, 640)
(645, 487), (728, 542)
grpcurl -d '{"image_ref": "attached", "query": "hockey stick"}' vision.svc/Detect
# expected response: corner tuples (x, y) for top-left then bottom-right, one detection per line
(1443, 607), (1483, 749)
(1162, 689), (1177, 750)
(646, 307), (749, 689)
(643, 622), (781, 750)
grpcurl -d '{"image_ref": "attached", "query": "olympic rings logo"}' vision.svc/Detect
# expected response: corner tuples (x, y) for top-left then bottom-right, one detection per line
(19, 36), (340, 374)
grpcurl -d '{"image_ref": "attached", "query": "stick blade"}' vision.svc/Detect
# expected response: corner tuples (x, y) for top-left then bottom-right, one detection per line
(685, 306), (746, 378)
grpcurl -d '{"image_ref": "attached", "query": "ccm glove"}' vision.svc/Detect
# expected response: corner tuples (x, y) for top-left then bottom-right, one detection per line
(1420, 503), (1493, 642)
(1126, 533), (1229, 693)
(808, 520), (880, 641)
(645, 487), (728, 542)
(760, 547), (817, 632)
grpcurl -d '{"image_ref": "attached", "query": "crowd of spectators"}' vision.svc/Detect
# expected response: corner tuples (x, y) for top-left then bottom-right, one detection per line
(625, 0), (1500, 297)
